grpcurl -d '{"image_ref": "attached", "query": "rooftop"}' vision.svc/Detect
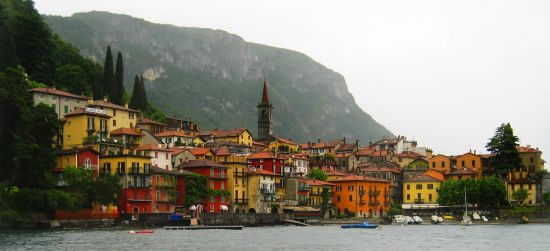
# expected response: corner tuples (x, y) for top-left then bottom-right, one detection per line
(110, 128), (143, 137)
(30, 87), (90, 100)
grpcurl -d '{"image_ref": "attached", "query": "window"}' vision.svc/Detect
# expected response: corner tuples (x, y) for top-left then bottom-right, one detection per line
(155, 152), (158, 158)
(51, 104), (56, 110)
(39, 94), (44, 99)
(461, 161), (465, 167)
(118, 162), (125, 173)
(221, 196), (225, 203)
(64, 106), (69, 113)
(129, 112), (134, 119)
(336, 186), (342, 192)
(530, 157), (534, 163)
(113, 109), (116, 116)
(348, 185), (354, 192)
(472, 160), (476, 167)
(113, 120), (116, 127)
(337, 195), (341, 202)
(416, 184), (422, 190)
(406, 184), (410, 190)
(210, 168), (214, 177)
(52, 96), (56, 100)
(529, 184), (532, 190)
(210, 196), (215, 203)
(64, 97), (68, 102)
(432, 162), (435, 168)
(156, 191), (160, 201)
(65, 158), (69, 165)
(398, 157), (403, 162)
(429, 193), (433, 202)
(442, 161), (445, 167)
(210, 181), (214, 189)
(349, 195), (353, 202)
(427, 184), (434, 190)
(260, 159), (264, 163)
(406, 194), (410, 200)
(221, 182), (225, 190)
(166, 153), (169, 160)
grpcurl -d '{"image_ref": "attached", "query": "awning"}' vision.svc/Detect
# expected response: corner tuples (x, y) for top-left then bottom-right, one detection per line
(220, 205), (229, 211)
(189, 205), (197, 210)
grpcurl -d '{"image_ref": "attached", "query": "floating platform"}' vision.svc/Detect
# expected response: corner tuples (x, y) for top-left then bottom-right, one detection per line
(164, 225), (243, 230)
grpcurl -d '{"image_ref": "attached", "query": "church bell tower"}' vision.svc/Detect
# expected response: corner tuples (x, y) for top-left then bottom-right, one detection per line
(257, 80), (273, 141)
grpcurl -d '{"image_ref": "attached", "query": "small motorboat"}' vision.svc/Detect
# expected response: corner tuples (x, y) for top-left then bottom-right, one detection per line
(412, 216), (423, 224)
(431, 215), (443, 223)
(341, 222), (379, 229)
(128, 230), (155, 234)
(394, 215), (405, 224)
(404, 216), (414, 224)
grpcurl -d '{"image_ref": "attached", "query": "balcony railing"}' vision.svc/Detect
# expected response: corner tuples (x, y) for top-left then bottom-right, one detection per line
(359, 200), (367, 205)
(414, 199), (425, 204)
(310, 191), (328, 196)
(384, 201), (391, 206)
(234, 198), (249, 205)
(261, 189), (276, 195)
(368, 191), (380, 196)
(128, 196), (152, 202)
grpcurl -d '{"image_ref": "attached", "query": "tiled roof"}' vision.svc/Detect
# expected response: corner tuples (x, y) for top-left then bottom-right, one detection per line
(394, 151), (423, 158)
(248, 151), (281, 159)
(300, 139), (343, 149)
(357, 161), (401, 173)
(448, 168), (476, 175)
(328, 175), (390, 183)
(518, 146), (541, 153)
(421, 169), (445, 181)
(250, 168), (278, 176)
(215, 148), (231, 156)
(137, 118), (167, 126)
(150, 166), (176, 174)
(373, 137), (401, 146)
(406, 174), (442, 182)
(170, 147), (192, 156)
(305, 179), (335, 186)
(333, 153), (351, 158)
(353, 148), (389, 157)
(337, 144), (357, 152)
(212, 128), (249, 138)
(324, 169), (347, 176)
(30, 87), (90, 100)
(155, 130), (194, 138)
(190, 148), (212, 156)
(64, 108), (111, 118)
(136, 144), (171, 152)
(272, 135), (297, 145)
(176, 159), (227, 169)
(90, 100), (137, 112)
(110, 128), (143, 136)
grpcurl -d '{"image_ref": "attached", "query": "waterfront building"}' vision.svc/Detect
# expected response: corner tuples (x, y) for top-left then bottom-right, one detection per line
(356, 161), (403, 204)
(29, 87), (90, 119)
(176, 159), (229, 213)
(329, 175), (391, 218)
(455, 152), (483, 177)
(306, 179), (335, 218)
(88, 99), (138, 129)
(248, 151), (285, 175)
(209, 128), (254, 147)
(151, 166), (177, 213)
(218, 154), (249, 213)
(403, 169), (444, 205)
(348, 147), (391, 172)
(247, 168), (281, 213)
(155, 130), (195, 147)
(428, 154), (452, 174)
(137, 144), (173, 170)
(100, 149), (153, 214)
(282, 154), (310, 177)
(505, 145), (543, 205)
(265, 136), (299, 153)
(164, 116), (200, 136)
(54, 148), (100, 185)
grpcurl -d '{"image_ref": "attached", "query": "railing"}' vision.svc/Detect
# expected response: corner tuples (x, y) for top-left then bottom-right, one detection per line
(369, 191), (380, 196)
(298, 186), (309, 192)
(309, 191), (328, 196)
(298, 200), (309, 206)
(234, 171), (248, 177)
(261, 189), (276, 195)
(234, 198), (249, 205)
(414, 199), (425, 204)
(128, 196), (152, 202)
(210, 173), (227, 179)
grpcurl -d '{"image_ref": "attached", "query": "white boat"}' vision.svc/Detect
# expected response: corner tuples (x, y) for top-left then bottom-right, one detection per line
(404, 216), (414, 224)
(460, 189), (472, 226)
(431, 215), (443, 223)
(394, 215), (405, 224)
(412, 216), (423, 224)
(482, 216), (488, 222)
(472, 212), (481, 220)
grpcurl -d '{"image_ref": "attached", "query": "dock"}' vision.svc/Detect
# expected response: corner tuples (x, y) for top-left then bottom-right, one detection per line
(282, 219), (310, 226)
(164, 225), (243, 230)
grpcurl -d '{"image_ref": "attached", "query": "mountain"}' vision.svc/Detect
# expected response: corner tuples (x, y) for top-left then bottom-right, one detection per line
(44, 11), (392, 143)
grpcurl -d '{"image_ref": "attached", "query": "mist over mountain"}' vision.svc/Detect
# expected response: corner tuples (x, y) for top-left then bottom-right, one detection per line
(44, 11), (392, 143)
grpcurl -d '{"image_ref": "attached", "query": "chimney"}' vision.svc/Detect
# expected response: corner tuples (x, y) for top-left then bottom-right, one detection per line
(343, 137), (346, 144)
(103, 96), (108, 102)
(308, 141), (312, 148)
(474, 150), (477, 155)
(355, 139), (359, 148)
(124, 103), (129, 109)
(317, 139), (321, 143)
(52, 85), (56, 90)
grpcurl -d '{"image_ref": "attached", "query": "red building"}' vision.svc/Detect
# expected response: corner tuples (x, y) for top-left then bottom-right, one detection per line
(54, 148), (100, 183)
(247, 152), (285, 175)
(176, 159), (229, 213)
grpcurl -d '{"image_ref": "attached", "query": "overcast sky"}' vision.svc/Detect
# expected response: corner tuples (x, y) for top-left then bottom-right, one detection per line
(35, 0), (549, 157)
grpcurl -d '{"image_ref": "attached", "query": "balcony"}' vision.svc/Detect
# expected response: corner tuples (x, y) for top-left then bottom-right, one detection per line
(128, 195), (152, 202)
(261, 188), (276, 195)
(414, 199), (425, 204)
(310, 191), (328, 196)
(369, 201), (380, 206)
(368, 191), (380, 196)
(234, 171), (248, 177)
(234, 198), (249, 205)
(359, 200), (367, 205)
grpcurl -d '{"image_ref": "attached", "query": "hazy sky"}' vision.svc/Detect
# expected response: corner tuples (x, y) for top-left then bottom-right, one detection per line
(35, 0), (549, 157)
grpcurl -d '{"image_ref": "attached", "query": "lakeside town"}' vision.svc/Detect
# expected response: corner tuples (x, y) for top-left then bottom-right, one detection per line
(23, 80), (546, 228)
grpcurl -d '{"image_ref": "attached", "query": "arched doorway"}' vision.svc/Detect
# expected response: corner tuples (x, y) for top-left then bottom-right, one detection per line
(248, 208), (256, 214)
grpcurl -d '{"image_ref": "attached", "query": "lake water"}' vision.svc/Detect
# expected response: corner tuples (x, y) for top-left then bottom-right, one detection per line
(1, 224), (549, 250)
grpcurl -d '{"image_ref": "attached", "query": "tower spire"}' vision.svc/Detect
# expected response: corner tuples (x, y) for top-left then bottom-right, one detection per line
(261, 80), (270, 104)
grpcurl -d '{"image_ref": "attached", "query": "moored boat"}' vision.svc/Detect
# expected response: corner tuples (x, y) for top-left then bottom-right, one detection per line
(431, 215), (443, 223)
(341, 222), (379, 229)
(128, 230), (155, 234)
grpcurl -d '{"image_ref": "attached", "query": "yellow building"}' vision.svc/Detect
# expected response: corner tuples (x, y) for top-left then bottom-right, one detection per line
(88, 99), (138, 129)
(217, 153), (249, 213)
(403, 169), (444, 204)
(507, 180), (537, 206)
(62, 107), (111, 149)
(306, 179), (335, 208)
(99, 149), (152, 176)
(211, 128), (253, 146)
(505, 145), (543, 205)
(247, 168), (281, 214)
(265, 136), (299, 153)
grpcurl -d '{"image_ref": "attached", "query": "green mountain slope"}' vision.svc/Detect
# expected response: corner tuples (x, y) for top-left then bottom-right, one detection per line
(44, 11), (392, 143)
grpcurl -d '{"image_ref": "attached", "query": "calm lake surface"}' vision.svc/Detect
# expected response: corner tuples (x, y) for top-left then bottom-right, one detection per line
(1, 224), (549, 250)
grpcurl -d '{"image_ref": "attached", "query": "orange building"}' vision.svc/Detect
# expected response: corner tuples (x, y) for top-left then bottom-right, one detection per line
(455, 152), (482, 176)
(329, 175), (391, 218)
(429, 154), (452, 174)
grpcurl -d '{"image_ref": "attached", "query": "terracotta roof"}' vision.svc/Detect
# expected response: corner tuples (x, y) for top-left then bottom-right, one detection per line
(394, 151), (423, 158)
(373, 137), (401, 146)
(30, 87), (90, 100)
(518, 146), (541, 153)
(137, 118), (167, 126)
(252, 141), (268, 147)
(90, 100), (137, 112)
(480, 154), (494, 159)
(261, 80), (270, 104)
(337, 144), (357, 152)
(456, 152), (482, 159)
(155, 130), (194, 138)
(190, 148), (212, 156)
(448, 168), (477, 175)
(333, 153), (351, 158)
(250, 168), (279, 176)
(57, 147), (99, 155)
(212, 128), (250, 138)
(406, 174), (442, 182)
(305, 179), (335, 186)
(64, 108), (111, 118)
(300, 139), (344, 149)
(353, 148), (389, 157)
(215, 148), (231, 156)
(328, 175), (390, 183)
(356, 161), (401, 173)
(248, 151), (282, 160)
(170, 147), (192, 156)
(272, 135), (297, 145)
(136, 144), (171, 152)
(110, 128), (143, 136)
(324, 169), (347, 176)
(176, 159), (227, 169)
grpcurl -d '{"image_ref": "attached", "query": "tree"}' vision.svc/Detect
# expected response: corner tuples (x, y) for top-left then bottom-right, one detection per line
(307, 168), (328, 181)
(112, 51), (124, 105)
(543, 192), (550, 205)
(184, 173), (209, 208)
(102, 46), (114, 100)
(438, 177), (506, 209)
(0, 3), (18, 71)
(512, 189), (529, 203)
(63, 166), (121, 208)
(56, 64), (88, 95)
(486, 123), (521, 176)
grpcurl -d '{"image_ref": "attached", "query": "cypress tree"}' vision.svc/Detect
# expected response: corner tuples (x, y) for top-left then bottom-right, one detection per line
(486, 123), (522, 177)
(113, 51), (124, 105)
(0, 3), (18, 71)
(102, 46), (114, 100)
(129, 75), (140, 110)
(139, 75), (148, 109)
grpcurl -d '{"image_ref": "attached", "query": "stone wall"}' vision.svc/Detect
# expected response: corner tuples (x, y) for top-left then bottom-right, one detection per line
(200, 213), (291, 226)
